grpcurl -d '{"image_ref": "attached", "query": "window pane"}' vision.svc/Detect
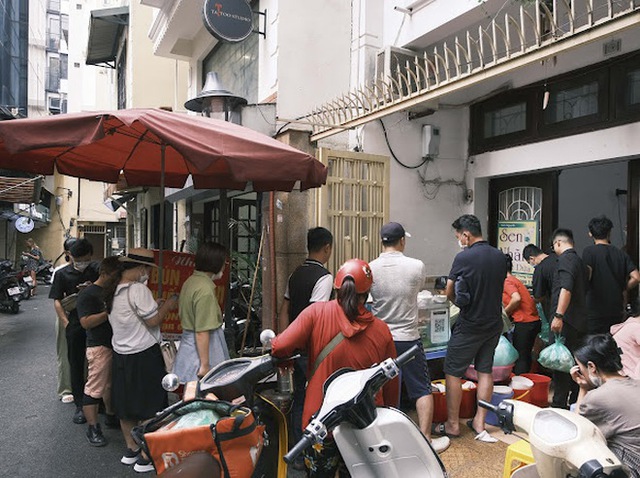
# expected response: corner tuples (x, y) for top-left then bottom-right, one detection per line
(483, 102), (527, 138)
(629, 69), (640, 106)
(546, 81), (598, 123)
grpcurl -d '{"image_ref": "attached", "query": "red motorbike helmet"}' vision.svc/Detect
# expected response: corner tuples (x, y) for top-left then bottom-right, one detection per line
(334, 259), (373, 294)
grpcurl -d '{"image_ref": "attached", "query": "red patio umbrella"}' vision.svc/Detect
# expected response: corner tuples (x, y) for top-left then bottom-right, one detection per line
(0, 108), (327, 292)
(0, 108), (327, 191)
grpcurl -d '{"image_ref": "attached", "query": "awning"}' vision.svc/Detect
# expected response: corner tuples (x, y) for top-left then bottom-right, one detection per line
(86, 6), (129, 68)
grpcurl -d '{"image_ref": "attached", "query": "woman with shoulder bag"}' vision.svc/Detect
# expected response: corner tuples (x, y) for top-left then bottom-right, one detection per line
(104, 248), (178, 473)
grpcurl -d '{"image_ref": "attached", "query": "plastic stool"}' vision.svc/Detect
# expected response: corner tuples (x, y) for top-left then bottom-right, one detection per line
(503, 440), (535, 478)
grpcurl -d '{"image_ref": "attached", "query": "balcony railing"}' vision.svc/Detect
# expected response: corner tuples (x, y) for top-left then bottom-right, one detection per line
(306, 0), (640, 141)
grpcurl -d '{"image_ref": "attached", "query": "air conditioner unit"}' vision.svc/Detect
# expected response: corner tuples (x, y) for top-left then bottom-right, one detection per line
(375, 46), (421, 95)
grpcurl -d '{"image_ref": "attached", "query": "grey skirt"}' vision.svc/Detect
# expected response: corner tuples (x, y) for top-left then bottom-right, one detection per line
(173, 328), (229, 383)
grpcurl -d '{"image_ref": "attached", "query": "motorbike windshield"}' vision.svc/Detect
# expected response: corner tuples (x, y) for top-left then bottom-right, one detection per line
(532, 410), (578, 444)
(317, 367), (379, 419)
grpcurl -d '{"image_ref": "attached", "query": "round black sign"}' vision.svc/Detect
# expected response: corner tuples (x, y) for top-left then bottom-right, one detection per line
(203, 0), (253, 43)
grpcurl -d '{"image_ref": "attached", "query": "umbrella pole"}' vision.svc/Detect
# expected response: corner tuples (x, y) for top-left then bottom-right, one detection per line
(158, 144), (165, 297)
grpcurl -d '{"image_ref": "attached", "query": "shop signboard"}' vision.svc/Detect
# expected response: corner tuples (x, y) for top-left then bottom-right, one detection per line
(203, 0), (253, 43)
(148, 250), (230, 340)
(497, 220), (538, 287)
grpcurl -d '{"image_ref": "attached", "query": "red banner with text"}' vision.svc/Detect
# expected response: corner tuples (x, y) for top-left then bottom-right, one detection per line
(147, 250), (230, 340)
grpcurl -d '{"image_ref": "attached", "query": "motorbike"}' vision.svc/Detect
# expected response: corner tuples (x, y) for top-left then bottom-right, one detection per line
(35, 260), (53, 284)
(0, 260), (23, 313)
(139, 330), (295, 478)
(284, 344), (447, 478)
(479, 399), (629, 478)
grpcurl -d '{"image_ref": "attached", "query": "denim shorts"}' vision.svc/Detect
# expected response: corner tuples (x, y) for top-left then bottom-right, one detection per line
(395, 340), (432, 400)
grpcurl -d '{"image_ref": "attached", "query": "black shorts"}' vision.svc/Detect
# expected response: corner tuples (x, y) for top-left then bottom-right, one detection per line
(443, 322), (501, 378)
(395, 340), (432, 400)
(111, 344), (168, 421)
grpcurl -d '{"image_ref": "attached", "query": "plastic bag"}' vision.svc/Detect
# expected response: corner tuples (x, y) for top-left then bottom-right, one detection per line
(493, 335), (519, 367)
(536, 303), (550, 344)
(538, 333), (575, 373)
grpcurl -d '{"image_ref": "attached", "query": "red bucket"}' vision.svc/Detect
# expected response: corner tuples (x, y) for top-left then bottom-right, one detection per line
(520, 373), (551, 408)
(459, 381), (477, 418)
(431, 380), (477, 421)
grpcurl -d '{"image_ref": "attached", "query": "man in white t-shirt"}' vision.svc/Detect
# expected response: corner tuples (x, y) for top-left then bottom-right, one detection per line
(369, 222), (449, 453)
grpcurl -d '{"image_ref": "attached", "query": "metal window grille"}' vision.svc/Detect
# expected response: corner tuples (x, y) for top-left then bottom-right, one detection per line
(316, 149), (390, 274)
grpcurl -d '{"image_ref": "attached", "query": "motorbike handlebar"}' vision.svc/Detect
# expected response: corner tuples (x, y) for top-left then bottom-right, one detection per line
(283, 434), (314, 464)
(478, 400), (497, 412)
(395, 344), (420, 368)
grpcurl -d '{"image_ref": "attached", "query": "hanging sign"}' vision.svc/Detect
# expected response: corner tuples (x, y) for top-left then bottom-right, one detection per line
(203, 0), (253, 43)
(148, 250), (230, 340)
(497, 220), (538, 287)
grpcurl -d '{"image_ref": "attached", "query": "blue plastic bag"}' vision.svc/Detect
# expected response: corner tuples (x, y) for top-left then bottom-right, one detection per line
(538, 333), (575, 373)
(493, 335), (519, 367)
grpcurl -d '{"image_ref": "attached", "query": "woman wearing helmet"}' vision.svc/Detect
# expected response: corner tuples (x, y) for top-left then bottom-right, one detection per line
(271, 258), (398, 477)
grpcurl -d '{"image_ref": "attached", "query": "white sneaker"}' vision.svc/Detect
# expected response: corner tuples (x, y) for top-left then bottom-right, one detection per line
(61, 394), (74, 404)
(431, 436), (451, 453)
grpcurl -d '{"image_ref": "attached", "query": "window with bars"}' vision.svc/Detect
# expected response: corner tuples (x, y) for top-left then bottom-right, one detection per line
(316, 149), (390, 274)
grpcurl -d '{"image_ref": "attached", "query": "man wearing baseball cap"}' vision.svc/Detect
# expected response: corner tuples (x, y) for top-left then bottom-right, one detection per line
(369, 222), (449, 453)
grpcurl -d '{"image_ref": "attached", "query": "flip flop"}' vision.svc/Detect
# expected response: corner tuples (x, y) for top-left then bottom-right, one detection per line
(466, 419), (498, 443)
(431, 422), (460, 438)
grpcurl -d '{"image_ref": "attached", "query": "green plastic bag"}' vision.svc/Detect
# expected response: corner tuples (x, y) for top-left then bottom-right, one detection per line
(536, 303), (550, 344)
(538, 333), (575, 373)
(493, 335), (519, 367)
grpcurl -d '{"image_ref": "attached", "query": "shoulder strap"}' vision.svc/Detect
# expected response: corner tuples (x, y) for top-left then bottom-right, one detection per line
(311, 332), (344, 378)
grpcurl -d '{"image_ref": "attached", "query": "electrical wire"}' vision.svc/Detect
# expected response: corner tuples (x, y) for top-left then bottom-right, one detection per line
(379, 119), (430, 169)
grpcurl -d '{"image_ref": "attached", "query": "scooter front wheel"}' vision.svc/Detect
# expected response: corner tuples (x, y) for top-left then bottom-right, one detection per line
(10, 301), (19, 314)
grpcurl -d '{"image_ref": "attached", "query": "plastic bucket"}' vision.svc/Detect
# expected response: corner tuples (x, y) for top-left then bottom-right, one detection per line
(432, 379), (447, 423)
(520, 373), (551, 408)
(510, 376), (534, 403)
(459, 381), (477, 418)
(485, 385), (514, 426)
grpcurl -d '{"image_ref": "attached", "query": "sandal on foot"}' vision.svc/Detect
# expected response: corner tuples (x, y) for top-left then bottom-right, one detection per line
(466, 420), (498, 443)
(431, 422), (460, 438)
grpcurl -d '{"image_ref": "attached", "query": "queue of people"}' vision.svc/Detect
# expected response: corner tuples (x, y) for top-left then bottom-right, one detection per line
(48, 212), (640, 475)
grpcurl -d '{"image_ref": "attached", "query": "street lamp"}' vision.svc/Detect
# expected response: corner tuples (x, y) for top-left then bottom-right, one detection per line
(184, 72), (247, 122)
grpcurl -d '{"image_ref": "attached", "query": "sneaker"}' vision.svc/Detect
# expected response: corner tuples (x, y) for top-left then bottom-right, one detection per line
(133, 455), (155, 473)
(86, 424), (107, 447)
(121, 448), (141, 465)
(431, 436), (451, 454)
(73, 406), (87, 424)
(61, 394), (74, 404)
(104, 414), (120, 429)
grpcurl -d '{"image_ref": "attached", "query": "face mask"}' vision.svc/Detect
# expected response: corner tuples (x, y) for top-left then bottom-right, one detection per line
(74, 261), (89, 272)
(138, 274), (149, 284)
(588, 371), (603, 388)
(211, 271), (223, 281)
(458, 240), (467, 250)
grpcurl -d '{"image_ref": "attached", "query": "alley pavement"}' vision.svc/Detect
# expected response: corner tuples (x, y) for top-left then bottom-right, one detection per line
(0, 286), (135, 478)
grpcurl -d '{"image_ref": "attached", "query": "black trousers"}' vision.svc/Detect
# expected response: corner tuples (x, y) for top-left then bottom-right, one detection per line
(65, 325), (87, 407)
(551, 322), (585, 409)
(512, 321), (541, 376)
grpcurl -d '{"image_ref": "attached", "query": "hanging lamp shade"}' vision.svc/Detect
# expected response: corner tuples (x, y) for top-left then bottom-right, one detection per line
(185, 72), (248, 113)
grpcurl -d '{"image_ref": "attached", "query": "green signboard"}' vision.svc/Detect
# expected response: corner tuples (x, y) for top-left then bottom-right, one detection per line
(497, 220), (538, 287)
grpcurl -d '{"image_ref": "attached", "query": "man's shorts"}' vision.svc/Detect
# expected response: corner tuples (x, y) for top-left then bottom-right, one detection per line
(395, 340), (432, 401)
(84, 345), (112, 399)
(443, 322), (501, 378)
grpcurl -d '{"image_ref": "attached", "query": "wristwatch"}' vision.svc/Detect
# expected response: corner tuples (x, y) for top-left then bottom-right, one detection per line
(554, 312), (564, 319)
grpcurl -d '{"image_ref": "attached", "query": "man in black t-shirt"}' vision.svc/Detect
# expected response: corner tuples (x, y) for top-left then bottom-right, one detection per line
(549, 228), (589, 409)
(277, 227), (333, 467)
(77, 257), (121, 447)
(523, 244), (558, 325)
(583, 216), (640, 334)
(49, 239), (100, 425)
(442, 215), (506, 441)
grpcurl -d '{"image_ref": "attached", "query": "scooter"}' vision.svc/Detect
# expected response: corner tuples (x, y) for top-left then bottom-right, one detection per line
(0, 263), (23, 313)
(284, 344), (447, 478)
(145, 334), (295, 478)
(479, 399), (629, 478)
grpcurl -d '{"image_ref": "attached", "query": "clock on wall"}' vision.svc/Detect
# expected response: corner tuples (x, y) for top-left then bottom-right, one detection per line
(15, 217), (35, 234)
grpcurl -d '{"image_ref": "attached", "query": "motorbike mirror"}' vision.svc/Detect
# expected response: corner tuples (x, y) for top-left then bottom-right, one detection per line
(260, 329), (276, 347)
(162, 373), (180, 392)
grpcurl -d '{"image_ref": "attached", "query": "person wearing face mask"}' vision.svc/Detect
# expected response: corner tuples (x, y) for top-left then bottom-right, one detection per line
(173, 242), (229, 383)
(49, 238), (100, 424)
(104, 248), (179, 473)
(571, 334), (640, 476)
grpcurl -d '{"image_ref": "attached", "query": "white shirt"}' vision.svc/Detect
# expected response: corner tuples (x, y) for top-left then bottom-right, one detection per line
(109, 281), (159, 355)
(369, 251), (427, 341)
